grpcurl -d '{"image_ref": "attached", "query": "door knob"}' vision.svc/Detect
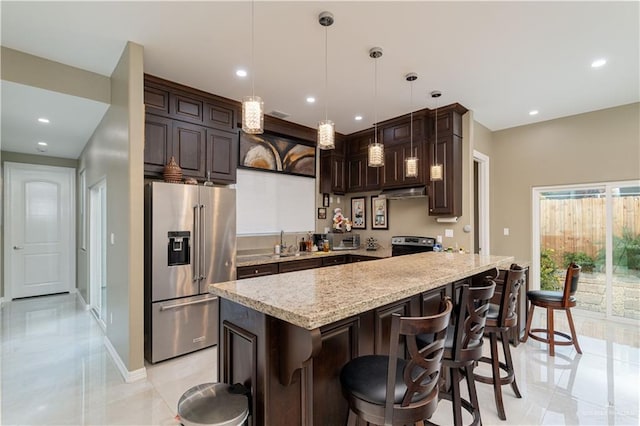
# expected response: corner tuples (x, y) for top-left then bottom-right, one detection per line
(13, 246), (24, 250)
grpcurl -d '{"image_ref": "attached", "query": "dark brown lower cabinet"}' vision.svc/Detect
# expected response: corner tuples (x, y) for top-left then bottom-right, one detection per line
(279, 258), (323, 273)
(236, 264), (278, 279)
(218, 276), (489, 425)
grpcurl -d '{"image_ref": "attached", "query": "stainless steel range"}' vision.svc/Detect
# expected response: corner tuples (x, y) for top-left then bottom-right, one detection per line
(391, 236), (436, 256)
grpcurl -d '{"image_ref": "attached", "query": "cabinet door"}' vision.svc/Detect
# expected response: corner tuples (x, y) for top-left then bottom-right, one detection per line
(237, 264), (279, 279)
(322, 255), (347, 267)
(429, 134), (462, 216)
(144, 114), (173, 176)
(204, 102), (237, 130)
(206, 129), (238, 183)
(171, 93), (204, 124)
(332, 154), (346, 194)
(347, 156), (363, 192)
(173, 121), (206, 179)
(319, 152), (345, 195)
(279, 258), (323, 273)
(144, 86), (170, 116)
(382, 146), (400, 188)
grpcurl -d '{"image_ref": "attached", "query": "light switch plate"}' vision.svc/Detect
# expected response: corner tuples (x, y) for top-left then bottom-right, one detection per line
(445, 229), (454, 238)
(503, 228), (510, 236)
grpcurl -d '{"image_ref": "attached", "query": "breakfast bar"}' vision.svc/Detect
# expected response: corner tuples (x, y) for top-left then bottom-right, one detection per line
(210, 252), (513, 425)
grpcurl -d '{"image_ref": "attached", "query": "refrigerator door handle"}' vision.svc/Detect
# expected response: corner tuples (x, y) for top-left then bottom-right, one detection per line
(200, 204), (206, 281)
(192, 204), (200, 282)
(159, 296), (218, 311)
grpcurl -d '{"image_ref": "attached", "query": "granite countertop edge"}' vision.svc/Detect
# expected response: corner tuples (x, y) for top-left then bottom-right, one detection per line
(213, 254), (514, 330)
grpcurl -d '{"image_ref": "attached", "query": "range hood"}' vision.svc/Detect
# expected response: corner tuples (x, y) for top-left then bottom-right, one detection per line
(379, 186), (427, 199)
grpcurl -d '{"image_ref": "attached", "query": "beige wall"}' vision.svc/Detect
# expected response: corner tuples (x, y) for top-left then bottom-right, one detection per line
(77, 42), (145, 372)
(0, 152), (78, 297)
(490, 102), (640, 261)
(1, 46), (110, 103)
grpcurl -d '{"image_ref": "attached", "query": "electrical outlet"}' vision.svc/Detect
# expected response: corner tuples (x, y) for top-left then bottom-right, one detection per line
(110, 233), (115, 245)
(503, 228), (510, 236)
(110, 312), (113, 324)
(445, 229), (454, 238)
(436, 235), (443, 243)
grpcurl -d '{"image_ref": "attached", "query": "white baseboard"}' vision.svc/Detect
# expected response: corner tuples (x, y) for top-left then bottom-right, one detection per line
(104, 336), (147, 383)
(75, 290), (91, 310)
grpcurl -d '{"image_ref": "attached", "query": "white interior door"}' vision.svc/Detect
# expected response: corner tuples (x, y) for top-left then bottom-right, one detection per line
(4, 162), (75, 299)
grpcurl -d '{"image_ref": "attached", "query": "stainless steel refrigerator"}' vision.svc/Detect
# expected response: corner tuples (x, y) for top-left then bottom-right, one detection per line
(144, 181), (236, 363)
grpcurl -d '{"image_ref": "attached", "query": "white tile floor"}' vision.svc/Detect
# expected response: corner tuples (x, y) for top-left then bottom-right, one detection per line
(1, 293), (638, 425)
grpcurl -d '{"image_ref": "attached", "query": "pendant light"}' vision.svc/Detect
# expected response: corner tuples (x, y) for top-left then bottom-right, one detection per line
(242, 0), (264, 134)
(317, 11), (335, 150)
(404, 73), (419, 178)
(430, 90), (443, 181)
(368, 47), (384, 167)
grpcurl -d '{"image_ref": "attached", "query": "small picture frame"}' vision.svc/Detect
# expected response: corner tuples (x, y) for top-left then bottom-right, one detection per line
(317, 207), (327, 220)
(371, 196), (389, 230)
(322, 193), (330, 207)
(351, 197), (366, 229)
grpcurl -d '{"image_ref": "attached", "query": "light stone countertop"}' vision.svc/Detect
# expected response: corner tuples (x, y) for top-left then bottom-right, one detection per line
(236, 247), (391, 267)
(211, 252), (514, 330)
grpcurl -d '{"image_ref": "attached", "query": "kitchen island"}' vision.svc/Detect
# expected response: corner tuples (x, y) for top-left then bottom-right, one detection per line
(210, 252), (513, 425)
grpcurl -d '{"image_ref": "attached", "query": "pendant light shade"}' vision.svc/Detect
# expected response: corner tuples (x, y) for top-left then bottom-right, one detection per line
(318, 119), (335, 149)
(317, 11), (335, 150)
(430, 90), (443, 181)
(242, 0), (264, 134)
(406, 156), (419, 177)
(368, 47), (384, 167)
(242, 95), (264, 134)
(404, 72), (418, 178)
(368, 140), (384, 167)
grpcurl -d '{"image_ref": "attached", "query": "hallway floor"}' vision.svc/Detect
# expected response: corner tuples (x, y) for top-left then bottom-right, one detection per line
(1, 293), (638, 425)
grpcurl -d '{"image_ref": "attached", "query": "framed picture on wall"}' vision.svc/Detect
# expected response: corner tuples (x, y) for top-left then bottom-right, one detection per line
(371, 196), (389, 230)
(351, 197), (366, 229)
(318, 208), (327, 220)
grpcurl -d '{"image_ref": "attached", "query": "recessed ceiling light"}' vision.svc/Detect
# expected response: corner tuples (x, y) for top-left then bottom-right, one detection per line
(236, 69), (247, 77)
(591, 58), (607, 68)
(354, 115), (363, 121)
(38, 117), (50, 123)
(306, 97), (316, 103)
(529, 110), (539, 116)
(37, 141), (48, 146)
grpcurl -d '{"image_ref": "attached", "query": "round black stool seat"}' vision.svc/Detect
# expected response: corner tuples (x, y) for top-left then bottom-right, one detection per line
(340, 355), (431, 405)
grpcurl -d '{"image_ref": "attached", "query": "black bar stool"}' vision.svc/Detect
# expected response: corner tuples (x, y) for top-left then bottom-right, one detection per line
(474, 264), (526, 420)
(522, 263), (582, 356)
(340, 299), (453, 426)
(423, 280), (496, 426)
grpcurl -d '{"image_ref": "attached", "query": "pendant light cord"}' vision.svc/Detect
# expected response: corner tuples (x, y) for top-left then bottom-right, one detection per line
(324, 24), (328, 121)
(434, 98), (438, 166)
(374, 56), (378, 144)
(251, 0), (255, 97)
(410, 82), (414, 156)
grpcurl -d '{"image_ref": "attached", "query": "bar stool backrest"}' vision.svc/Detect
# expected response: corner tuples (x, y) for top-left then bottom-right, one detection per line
(497, 265), (526, 328)
(562, 263), (581, 306)
(452, 280), (495, 362)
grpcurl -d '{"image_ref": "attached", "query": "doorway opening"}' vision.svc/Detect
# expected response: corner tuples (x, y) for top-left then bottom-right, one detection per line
(89, 178), (107, 328)
(473, 151), (490, 255)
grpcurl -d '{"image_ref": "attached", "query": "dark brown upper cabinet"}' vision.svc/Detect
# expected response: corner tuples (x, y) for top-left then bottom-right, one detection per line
(172, 121), (206, 179)
(206, 128), (238, 184)
(427, 104), (467, 216)
(143, 75), (241, 184)
(144, 114), (173, 175)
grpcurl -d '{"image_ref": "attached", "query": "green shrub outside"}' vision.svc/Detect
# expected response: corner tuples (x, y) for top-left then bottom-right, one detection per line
(541, 248), (561, 290)
(563, 251), (596, 272)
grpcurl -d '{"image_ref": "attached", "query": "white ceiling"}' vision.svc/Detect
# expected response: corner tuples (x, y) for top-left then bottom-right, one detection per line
(1, 1), (638, 159)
